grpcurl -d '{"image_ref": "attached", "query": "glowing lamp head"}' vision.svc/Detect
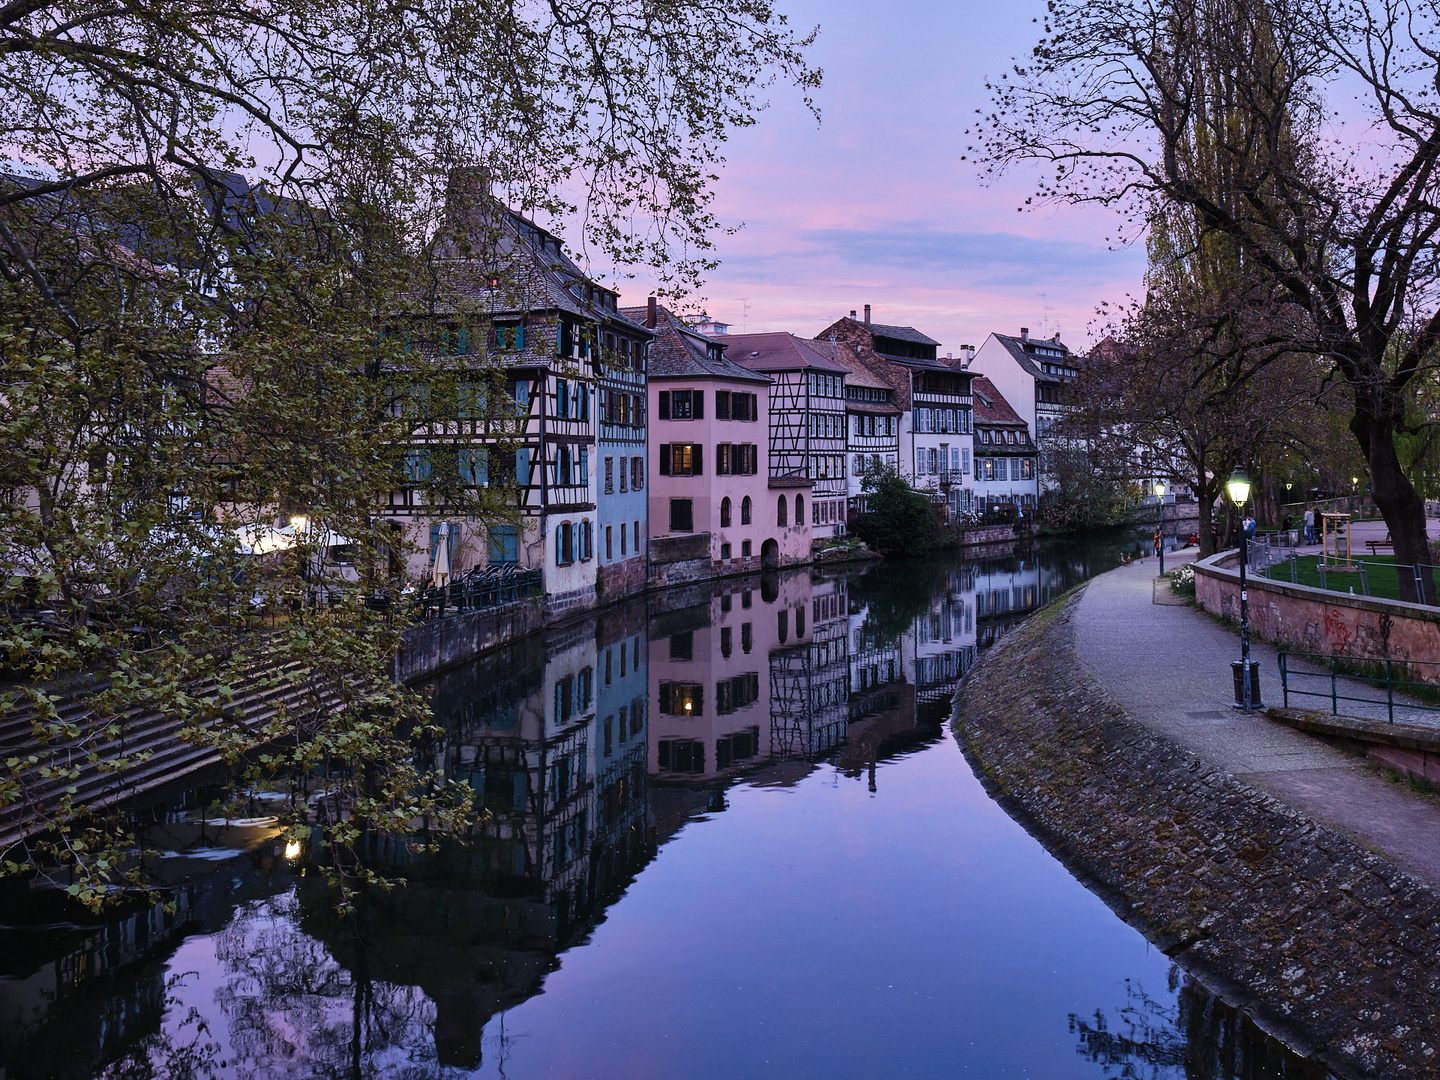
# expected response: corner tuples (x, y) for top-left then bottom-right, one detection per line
(1153, 480), (1165, 498)
(289, 514), (308, 534)
(284, 838), (302, 860)
(1226, 467), (1251, 508)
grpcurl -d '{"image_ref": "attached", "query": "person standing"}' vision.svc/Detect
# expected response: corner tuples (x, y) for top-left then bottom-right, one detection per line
(1303, 506), (1315, 545)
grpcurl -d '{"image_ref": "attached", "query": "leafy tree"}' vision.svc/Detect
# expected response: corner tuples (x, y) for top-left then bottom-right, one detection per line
(0, 0), (819, 906)
(852, 464), (934, 556)
(978, 0), (1440, 598)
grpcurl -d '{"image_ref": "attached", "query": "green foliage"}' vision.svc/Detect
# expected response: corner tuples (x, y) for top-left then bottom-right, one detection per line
(852, 465), (934, 556)
(0, 0), (819, 908)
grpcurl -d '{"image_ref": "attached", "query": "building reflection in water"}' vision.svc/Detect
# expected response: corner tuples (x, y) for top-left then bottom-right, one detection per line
(0, 541), (1315, 1080)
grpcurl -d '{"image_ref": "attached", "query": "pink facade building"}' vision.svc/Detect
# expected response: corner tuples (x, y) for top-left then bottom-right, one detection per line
(632, 304), (811, 576)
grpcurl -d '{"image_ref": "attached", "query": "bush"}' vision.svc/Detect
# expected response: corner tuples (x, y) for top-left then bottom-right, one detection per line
(1168, 564), (1196, 596)
(852, 465), (934, 556)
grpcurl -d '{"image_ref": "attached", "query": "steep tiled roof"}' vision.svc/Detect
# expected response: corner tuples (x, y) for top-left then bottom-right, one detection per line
(808, 339), (891, 390)
(989, 332), (1074, 383)
(619, 305), (770, 384)
(724, 332), (848, 375)
(971, 377), (1026, 427)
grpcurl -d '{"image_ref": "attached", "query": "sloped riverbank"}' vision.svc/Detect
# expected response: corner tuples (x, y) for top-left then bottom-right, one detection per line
(954, 589), (1440, 1080)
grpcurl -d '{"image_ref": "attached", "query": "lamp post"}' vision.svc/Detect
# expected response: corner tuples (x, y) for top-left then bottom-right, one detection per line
(1227, 467), (1254, 713)
(1153, 480), (1167, 575)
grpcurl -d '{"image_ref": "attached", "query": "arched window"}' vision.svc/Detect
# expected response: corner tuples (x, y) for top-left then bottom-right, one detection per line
(795, 494), (804, 524)
(720, 496), (732, 528)
(741, 496), (752, 525)
(777, 495), (787, 527)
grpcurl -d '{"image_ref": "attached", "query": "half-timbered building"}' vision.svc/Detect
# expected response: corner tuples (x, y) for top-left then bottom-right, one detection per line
(970, 376), (1039, 512)
(816, 307), (976, 520)
(386, 170), (651, 618)
(812, 340), (901, 516)
(970, 328), (1077, 492)
(726, 332), (850, 539)
(639, 305), (810, 575)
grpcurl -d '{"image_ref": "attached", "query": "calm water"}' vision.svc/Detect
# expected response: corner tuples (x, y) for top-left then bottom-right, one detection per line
(0, 534), (1330, 1080)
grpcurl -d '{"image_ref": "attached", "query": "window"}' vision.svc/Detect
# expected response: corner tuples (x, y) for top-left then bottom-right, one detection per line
(660, 389), (702, 419)
(951, 447), (961, 473)
(557, 446), (572, 486)
(928, 448), (938, 473)
(716, 390), (731, 419)
(716, 443), (758, 475)
(488, 525), (518, 565)
(578, 448), (588, 484)
(778, 608), (788, 643)
(721, 497), (732, 528)
(716, 673), (761, 715)
(605, 525), (613, 560)
(962, 448), (971, 474)
(658, 443), (701, 476)
(581, 520), (593, 560)
(741, 539), (752, 557)
(658, 681), (703, 715)
(404, 448), (431, 485)
(996, 458), (1008, 482)
(777, 495), (788, 527)
(795, 494), (803, 524)
(632, 457), (644, 490)
(495, 323), (524, 351)
(720, 626), (732, 657)
(556, 379), (570, 419)
(620, 522), (627, 555)
(915, 449), (926, 476)
(657, 738), (705, 772)
(741, 622), (753, 653)
(669, 632), (694, 660)
(721, 542), (732, 559)
(812, 501), (819, 525)
(557, 522), (574, 565)
(1020, 458), (1035, 480)
(733, 393), (756, 421)
(458, 447), (488, 486)
(741, 496), (752, 525)
(982, 458), (996, 481)
(670, 499), (694, 532)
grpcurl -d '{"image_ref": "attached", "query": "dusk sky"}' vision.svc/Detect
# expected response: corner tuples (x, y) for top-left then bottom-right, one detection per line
(628, 0), (1149, 355)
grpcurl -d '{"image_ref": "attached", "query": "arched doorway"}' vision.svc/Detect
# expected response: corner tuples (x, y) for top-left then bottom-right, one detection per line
(761, 538), (779, 569)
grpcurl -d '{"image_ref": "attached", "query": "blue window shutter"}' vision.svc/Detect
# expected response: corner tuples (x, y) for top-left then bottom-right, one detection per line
(579, 449), (588, 484)
(517, 448), (530, 486)
(448, 523), (460, 554)
(514, 379), (529, 409)
(580, 384), (589, 421)
(429, 523), (441, 558)
(557, 379), (568, 418)
(515, 325), (525, 351)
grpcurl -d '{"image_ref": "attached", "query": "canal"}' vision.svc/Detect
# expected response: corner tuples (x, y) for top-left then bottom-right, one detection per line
(0, 534), (1331, 1079)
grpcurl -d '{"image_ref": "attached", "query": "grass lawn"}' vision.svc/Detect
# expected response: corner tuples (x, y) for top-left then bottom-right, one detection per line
(1259, 554), (1417, 602)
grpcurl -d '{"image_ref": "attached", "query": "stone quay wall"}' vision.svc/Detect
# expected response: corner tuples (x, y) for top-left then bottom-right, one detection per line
(1194, 553), (1440, 678)
(395, 598), (544, 683)
(955, 591), (1440, 1080)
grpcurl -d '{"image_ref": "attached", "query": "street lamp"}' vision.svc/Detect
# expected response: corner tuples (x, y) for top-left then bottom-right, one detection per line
(1153, 480), (1166, 575)
(1226, 467), (1255, 713)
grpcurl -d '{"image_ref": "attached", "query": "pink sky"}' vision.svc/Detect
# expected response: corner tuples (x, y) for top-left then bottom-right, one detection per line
(621, 0), (1148, 356)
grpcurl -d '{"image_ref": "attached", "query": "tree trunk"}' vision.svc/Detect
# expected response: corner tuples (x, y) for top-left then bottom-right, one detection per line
(1361, 414), (1434, 604)
(1196, 481), (1215, 556)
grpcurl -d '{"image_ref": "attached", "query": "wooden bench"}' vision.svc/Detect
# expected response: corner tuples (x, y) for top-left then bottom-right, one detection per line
(1366, 534), (1394, 555)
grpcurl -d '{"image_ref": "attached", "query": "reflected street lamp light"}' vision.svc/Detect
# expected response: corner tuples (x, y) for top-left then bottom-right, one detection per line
(1227, 467), (1255, 713)
(1153, 480), (1167, 575)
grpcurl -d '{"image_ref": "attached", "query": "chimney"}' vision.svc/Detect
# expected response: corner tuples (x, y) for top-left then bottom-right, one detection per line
(646, 296), (657, 329)
(442, 166), (494, 254)
(863, 304), (871, 326)
(1020, 327), (1029, 341)
(849, 309), (857, 318)
(1052, 332), (1061, 344)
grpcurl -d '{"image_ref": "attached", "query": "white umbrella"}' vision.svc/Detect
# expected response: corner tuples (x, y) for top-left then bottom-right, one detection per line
(431, 523), (450, 587)
(234, 524), (296, 555)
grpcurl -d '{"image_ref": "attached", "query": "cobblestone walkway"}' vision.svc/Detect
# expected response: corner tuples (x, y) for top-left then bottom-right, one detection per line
(1074, 557), (1440, 886)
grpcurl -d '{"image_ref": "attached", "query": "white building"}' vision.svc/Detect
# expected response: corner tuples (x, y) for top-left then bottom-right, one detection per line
(971, 328), (1078, 491)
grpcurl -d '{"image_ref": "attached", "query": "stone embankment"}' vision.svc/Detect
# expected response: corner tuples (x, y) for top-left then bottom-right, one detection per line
(955, 590), (1440, 1080)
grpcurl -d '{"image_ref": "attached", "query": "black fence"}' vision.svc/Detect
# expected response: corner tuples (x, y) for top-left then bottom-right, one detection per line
(1277, 651), (1440, 725)
(412, 564), (542, 621)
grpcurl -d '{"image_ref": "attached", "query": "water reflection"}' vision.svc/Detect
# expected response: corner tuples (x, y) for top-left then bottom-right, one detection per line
(0, 537), (1330, 1080)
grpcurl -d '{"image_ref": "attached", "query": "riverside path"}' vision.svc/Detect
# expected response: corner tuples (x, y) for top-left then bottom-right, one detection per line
(1073, 554), (1440, 886)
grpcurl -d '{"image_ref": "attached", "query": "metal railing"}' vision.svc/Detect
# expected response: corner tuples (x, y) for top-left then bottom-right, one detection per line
(1277, 651), (1440, 725)
(1258, 554), (1440, 606)
(412, 564), (542, 621)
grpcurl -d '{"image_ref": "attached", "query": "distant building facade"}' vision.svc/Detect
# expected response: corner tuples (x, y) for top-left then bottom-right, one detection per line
(970, 377), (1038, 511)
(638, 305), (811, 575)
(970, 328), (1077, 492)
